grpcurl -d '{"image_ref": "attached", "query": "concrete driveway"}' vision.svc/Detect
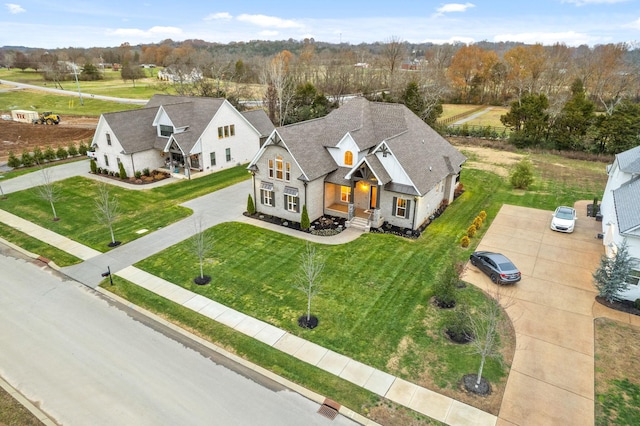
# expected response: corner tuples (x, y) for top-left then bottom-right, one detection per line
(461, 201), (603, 426)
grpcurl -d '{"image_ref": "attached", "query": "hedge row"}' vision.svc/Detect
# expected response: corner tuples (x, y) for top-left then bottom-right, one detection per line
(7, 142), (89, 168)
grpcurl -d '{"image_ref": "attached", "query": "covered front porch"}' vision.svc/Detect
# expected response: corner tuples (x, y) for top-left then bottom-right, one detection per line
(324, 180), (384, 228)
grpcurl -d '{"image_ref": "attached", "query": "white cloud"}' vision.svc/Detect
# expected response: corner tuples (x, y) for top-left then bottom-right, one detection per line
(236, 14), (304, 29)
(204, 12), (232, 21)
(109, 26), (183, 38)
(494, 30), (596, 46)
(5, 3), (26, 14)
(627, 17), (640, 29)
(436, 3), (475, 14)
(562, 0), (629, 5)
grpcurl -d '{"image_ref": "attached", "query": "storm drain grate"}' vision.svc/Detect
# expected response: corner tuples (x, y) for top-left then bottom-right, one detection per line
(317, 398), (340, 420)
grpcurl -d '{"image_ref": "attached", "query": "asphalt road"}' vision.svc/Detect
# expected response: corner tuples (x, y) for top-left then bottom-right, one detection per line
(0, 244), (358, 426)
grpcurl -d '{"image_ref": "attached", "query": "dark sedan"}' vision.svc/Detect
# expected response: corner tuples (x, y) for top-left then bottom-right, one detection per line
(469, 251), (521, 285)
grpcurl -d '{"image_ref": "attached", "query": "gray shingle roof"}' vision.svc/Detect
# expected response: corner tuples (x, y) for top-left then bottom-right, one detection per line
(273, 97), (465, 195)
(103, 95), (226, 155)
(616, 145), (640, 174)
(613, 176), (640, 233)
(242, 109), (275, 137)
(102, 107), (160, 154)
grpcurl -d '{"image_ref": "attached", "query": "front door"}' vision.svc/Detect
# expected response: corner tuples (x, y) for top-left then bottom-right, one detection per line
(369, 186), (377, 210)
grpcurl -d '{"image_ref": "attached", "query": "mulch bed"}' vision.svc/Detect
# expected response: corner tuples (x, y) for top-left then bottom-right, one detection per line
(595, 296), (640, 316)
(298, 314), (318, 329)
(462, 374), (492, 396)
(194, 275), (211, 285)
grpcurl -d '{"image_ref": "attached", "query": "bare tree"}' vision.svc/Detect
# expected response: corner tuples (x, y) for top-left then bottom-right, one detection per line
(34, 166), (61, 221)
(294, 242), (324, 329)
(261, 52), (295, 125)
(465, 286), (515, 393)
(94, 182), (121, 247)
(190, 216), (214, 285)
(382, 36), (406, 76)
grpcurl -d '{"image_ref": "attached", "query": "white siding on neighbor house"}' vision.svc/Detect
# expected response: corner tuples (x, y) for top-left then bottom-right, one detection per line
(92, 121), (125, 173)
(130, 150), (165, 176)
(200, 102), (261, 172)
(153, 109), (175, 136)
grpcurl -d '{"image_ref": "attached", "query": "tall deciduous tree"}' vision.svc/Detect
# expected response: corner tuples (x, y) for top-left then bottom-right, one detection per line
(447, 45), (498, 103)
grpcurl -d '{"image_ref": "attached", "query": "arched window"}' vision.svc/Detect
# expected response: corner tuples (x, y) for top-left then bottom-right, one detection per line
(344, 151), (353, 166)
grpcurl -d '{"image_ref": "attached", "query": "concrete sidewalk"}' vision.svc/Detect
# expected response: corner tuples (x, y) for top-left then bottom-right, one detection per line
(115, 265), (496, 426)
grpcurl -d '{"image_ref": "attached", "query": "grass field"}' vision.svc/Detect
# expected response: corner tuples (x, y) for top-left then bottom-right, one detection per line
(0, 165), (250, 252)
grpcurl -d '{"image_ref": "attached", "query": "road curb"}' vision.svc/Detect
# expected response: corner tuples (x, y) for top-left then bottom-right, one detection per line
(95, 287), (378, 426)
(0, 376), (58, 426)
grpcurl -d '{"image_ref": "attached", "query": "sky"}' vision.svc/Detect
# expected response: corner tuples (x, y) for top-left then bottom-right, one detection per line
(1, 0), (639, 49)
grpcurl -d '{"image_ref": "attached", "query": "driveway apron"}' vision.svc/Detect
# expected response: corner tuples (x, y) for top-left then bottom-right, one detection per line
(461, 202), (603, 426)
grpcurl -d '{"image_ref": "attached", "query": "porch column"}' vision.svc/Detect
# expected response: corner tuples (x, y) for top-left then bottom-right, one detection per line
(348, 180), (356, 220)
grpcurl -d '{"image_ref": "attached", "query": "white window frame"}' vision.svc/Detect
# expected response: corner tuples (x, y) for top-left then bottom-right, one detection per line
(261, 189), (273, 206)
(286, 194), (298, 212)
(285, 162), (291, 181)
(275, 156), (283, 180)
(268, 159), (274, 178)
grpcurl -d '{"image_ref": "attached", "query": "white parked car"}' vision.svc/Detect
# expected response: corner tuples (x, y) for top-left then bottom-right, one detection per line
(551, 206), (577, 233)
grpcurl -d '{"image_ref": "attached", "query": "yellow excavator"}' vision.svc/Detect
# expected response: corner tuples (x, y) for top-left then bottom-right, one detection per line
(32, 111), (61, 125)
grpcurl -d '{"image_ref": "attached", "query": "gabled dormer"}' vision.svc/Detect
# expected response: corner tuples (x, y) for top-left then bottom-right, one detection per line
(326, 133), (361, 168)
(152, 105), (189, 138)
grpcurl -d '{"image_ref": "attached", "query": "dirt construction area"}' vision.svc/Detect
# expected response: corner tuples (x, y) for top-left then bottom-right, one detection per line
(0, 117), (97, 164)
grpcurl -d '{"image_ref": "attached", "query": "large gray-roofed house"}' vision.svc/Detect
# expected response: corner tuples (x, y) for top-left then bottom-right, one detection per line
(247, 97), (466, 232)
(600, 144), (640, 301)
(90, 95), (273, 179)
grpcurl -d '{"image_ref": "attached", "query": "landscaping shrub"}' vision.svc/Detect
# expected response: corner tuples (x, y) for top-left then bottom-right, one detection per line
(135, 171), (142, 179)
(473, 216), (483, 229)
(479, 210), (487, 221)
(114, 172), (120, 178)
(301, 204), (310, 230)
(510, 157), (534, 189)
(247, 194), (256, 215)
(143, 167), (151, 177)
(118, 162), (127, 179)
(21, 149), (34, 167)
(43, 146), (56, 162)
(68, 143), (79, 157)
(635, 299), (640, 310)
(90, 159), (97, 174)
(467, 224), (477, 237)
(56, 146), (69, 160)
(78, 141), (88, 156)
(433, 262), (458, 308)
(7, 151), (21, 168)
(445, 303), (473, 343)
(460, 235), (470, 247)
(32, 146), (44, 164)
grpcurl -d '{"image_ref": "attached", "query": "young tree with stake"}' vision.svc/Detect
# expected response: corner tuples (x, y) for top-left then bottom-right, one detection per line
(190, 216), (214, 285)
(94, 182), (121, 246)
(294, 242), (324, 329)
(35, 166), (61, 221)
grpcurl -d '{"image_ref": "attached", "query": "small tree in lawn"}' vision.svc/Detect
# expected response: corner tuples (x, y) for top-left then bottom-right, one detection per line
(593, 239), (636, 303)
(94, 182), (121, 247)
(246, 193), (256, 215)
(433, 261), (459, 308)
(190, 216), (214, 285)
(465, 287), (514, 395)
(294, 242), (324, 329)
(35, 166), (61, 221)
(510, 157), (534, 189)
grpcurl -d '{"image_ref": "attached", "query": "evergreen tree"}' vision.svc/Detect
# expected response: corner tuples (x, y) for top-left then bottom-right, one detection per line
(301, 204), (310, 230)
(590, 100), (640, 154)
(593, 239), (636, 303)
(246, 194), (256, 215)
(551, 79), (595, 151)
(501, 94), (550, 148)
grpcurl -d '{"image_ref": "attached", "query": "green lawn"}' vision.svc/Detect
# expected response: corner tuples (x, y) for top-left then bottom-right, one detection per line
(0, 165), (250, 253)
(0, 221), (81, 266)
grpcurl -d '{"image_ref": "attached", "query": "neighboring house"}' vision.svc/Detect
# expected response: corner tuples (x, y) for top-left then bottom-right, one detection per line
(600, 144), (640, 301)
(90, 95), (273, 178)
(247, 97), (466, 232)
